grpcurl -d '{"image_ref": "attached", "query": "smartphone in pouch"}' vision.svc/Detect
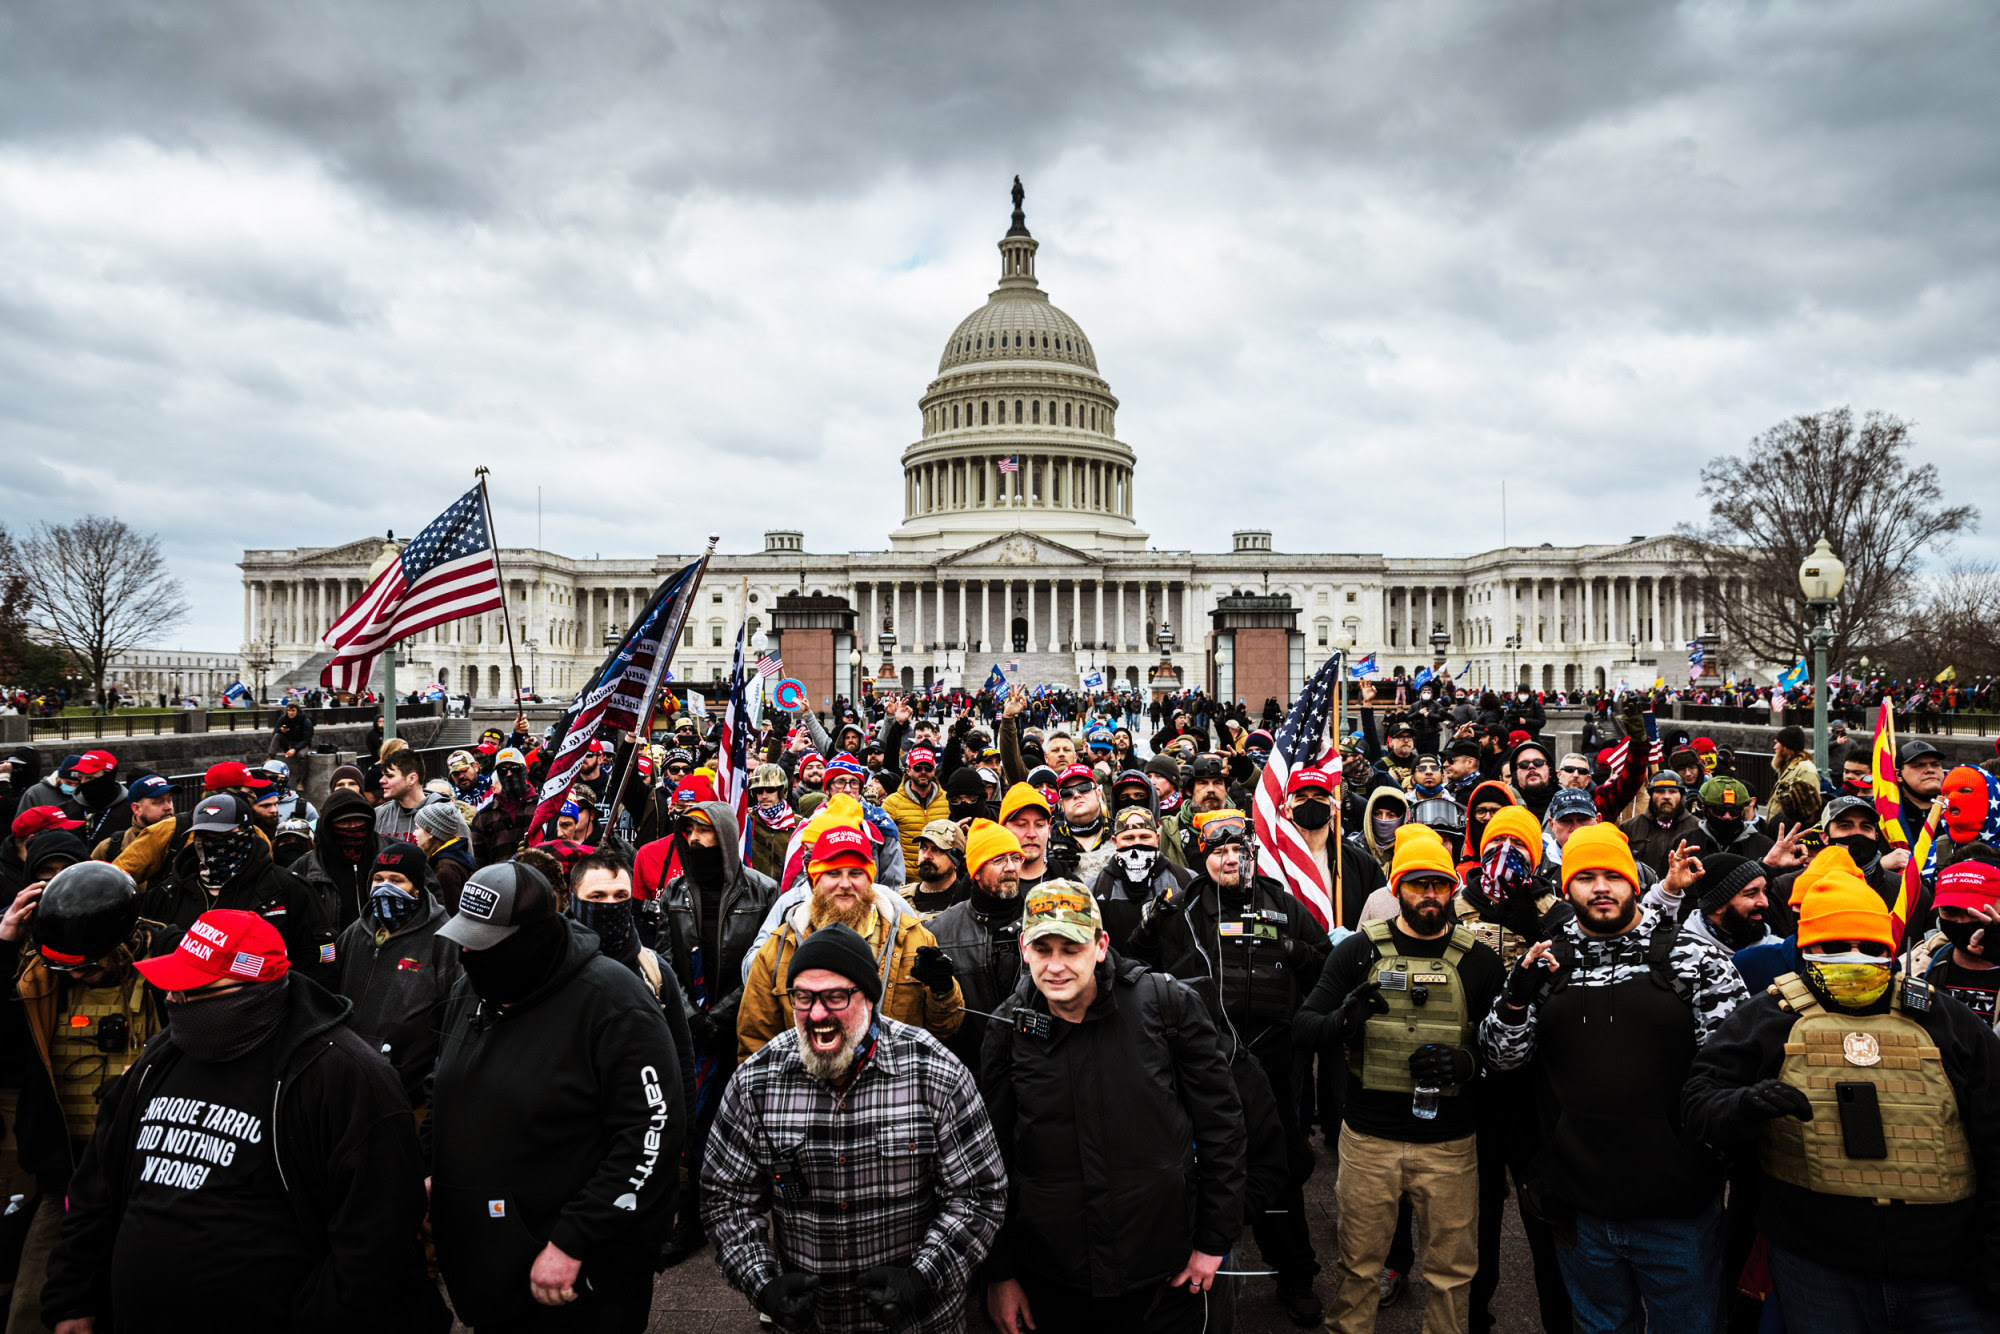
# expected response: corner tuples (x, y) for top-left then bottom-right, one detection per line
(1834, 1081), (1889, 1159)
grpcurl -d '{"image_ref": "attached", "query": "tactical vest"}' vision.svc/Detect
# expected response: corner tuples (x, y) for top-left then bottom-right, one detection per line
(1349, 920), (1479, 1095)
(1759, 972), (1974, 1205)
(1217, 905), (1300, 1028)
(51, 982), (160, 1145)
(1453, 892), (1557, 971)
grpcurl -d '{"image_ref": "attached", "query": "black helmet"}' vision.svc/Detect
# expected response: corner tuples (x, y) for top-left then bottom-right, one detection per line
(1188, 754), (1228, 783)
(34, 861), (140, 972)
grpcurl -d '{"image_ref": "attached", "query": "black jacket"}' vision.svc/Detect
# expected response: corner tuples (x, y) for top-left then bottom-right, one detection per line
(1128, 871), (1332, 1058)
(659, 801), (778, 1051)
(291, 789), (380, 933)
(425, 919), (685, 1329)
(140, 835), (338, 987)
(978, 954), (1245, 1296)
(925, 890), (1025, 1067)
(334, 886), (463, 1107)
(41, 975), (448, 1333)
(1683, 985), (2000, 1281)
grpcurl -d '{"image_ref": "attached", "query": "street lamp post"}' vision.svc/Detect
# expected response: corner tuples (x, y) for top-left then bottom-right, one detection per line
(1798, 537), (1847, 778)
(524, 637), (540, 701)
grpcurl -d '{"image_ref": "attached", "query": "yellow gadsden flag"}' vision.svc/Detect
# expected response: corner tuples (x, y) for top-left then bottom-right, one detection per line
(1936, 665), (1957, 683)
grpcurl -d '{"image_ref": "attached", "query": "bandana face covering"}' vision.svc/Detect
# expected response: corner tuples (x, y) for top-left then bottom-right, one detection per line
(369, 880), (423, 935)
(195, 829), (254, 892)
(1806, 952), (1894, 1008)
(1113, 845), (1158, 885)
(1480, 839), (1535, 903)
(1939, 916), (1995, 961)
(330, 821), (372, 864)
(572, 897), (639, 964)
(169, 977), (290, 1063)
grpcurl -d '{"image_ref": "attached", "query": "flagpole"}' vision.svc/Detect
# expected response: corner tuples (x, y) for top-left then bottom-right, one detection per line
(474, 467), (525, 718)
(604, 534), (719, 822)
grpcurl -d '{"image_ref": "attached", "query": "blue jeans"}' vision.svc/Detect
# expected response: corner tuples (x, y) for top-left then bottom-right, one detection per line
(1768, 1242), (2000, 1334)
(1555, 1199), (1724, 1334)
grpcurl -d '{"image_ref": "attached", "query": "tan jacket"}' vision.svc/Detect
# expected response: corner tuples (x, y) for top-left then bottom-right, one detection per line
(1770, 755), (1823, 830)
(737, 885), (963, 1060)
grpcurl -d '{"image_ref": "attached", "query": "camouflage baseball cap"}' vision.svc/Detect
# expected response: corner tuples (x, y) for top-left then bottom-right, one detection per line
(1021, 879), (1103, 946)
(917, 818), (964, 853)
(750, 763), (788, 791)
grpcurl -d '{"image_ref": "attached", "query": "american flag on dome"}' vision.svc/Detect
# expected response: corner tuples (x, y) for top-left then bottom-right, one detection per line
(319, 486), (505, 693)
(1252, 650), (1344, 931)
(997, 455), (1020, 474)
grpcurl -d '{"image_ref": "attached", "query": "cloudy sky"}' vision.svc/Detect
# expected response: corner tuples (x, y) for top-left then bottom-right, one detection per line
(3, 0), (1994, 649)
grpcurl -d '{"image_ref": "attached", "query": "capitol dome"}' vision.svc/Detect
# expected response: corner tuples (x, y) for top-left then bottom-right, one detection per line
(890, 180), (1146, 555)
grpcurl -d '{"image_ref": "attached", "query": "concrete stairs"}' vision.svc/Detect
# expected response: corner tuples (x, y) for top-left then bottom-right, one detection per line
(961, 650), (1088, 688)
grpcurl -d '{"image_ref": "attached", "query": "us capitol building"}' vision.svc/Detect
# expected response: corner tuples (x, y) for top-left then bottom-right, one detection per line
(240, 183), (1753, 710)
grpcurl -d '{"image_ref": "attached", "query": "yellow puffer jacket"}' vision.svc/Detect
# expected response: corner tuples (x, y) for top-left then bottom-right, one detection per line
(881, 781), (948, 880)
(737, 886), (963, 1060)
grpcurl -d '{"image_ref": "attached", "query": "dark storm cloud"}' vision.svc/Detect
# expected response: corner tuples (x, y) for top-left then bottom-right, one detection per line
(0, 0), (1993, 645)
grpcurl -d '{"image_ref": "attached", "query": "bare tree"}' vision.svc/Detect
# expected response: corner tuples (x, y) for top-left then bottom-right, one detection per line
(1885, 562), (2000, 681)
(1673, 408), (1977, 674)
(20, 517), (190, 703)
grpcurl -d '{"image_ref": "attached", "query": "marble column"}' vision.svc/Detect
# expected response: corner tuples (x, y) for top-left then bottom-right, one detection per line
(1094, 579), (1105, 649)
(1026, 580), (1038, 653)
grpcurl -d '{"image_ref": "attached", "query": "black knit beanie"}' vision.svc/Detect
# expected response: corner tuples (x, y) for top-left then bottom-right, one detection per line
(946, 767), (989, 801)
(1697, 853), (1766, 915)
(787, 923), (883, 1004)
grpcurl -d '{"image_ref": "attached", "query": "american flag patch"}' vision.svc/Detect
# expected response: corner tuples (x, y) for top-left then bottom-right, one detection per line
(229, 951), (264, 978)
(319, 943), (337, 964)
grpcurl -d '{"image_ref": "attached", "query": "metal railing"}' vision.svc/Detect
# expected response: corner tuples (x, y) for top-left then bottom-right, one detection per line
(28, 701), (439, 742)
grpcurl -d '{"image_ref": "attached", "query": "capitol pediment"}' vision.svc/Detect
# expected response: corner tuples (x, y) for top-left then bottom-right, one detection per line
(298, 537), (398, 567)
(939, 531), (1097, 569)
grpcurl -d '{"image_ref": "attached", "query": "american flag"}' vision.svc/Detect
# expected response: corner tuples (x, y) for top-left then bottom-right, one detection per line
(756, 653), (783, 679)
(1252, 650), (1344, 931)
(530, 560), (702, 833)
(997, 455), (1020, 474)
(320, 486), (504, 692)
(713, 623), (755, 860)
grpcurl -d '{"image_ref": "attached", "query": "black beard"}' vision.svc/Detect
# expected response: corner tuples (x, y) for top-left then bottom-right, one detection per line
(1575, 894), (1640, 935)
(1715, 908), (1766, 949)
(917, 860), (954, 884)
(1399, 898), (1448, 934)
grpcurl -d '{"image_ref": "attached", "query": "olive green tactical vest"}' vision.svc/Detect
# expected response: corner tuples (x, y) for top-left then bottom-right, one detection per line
(1349, 920), (1478, 1096)
(1759, 972), (1974, 1205)
(52, 984), (158, 1145)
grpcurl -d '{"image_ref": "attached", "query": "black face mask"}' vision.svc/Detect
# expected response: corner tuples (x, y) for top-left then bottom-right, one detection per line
(460, 916), (567, 1006)
(1939, 916), (1994, 960)
(1833, 833), (1882, 869)
(169, 977), (290, 1063)
(498, 769), (532, 802)
(1706, 813), (1743, 844)
(950, 799), (990, 824)
(330, 821), (372, 865)
(1290, 801), (1332, 831)
(81, 774), (121, 808)
(680, 840), (726, 890)
(572, 897), (639, 964)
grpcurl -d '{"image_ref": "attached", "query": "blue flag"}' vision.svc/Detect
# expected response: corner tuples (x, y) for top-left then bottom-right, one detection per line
(1412, 666), (1434, 689)
(1777, 658), (1808, 691)
(1348, 653), (1378, 680)
(984, 663), (1006, 693)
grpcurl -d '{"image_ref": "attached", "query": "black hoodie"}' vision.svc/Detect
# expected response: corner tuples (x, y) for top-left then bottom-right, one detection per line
(292, 789), (380, 931)
(333, 864), (464, 1107)
(425, 918), (684, 1327)
(41, 975), (449, 1333)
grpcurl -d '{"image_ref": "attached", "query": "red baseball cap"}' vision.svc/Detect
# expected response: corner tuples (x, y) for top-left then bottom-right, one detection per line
(134, 909), (290, 991)
(1286, 767), (1337, 796)
(74, 751), (117, 777)
(587, 739), (607, 754)
(1690, 737), (1717, 755)
(203, 761), (271, 792)
(1508, 730), (1532, 747)
(634, 755), (655, 779)
(1056, 764), (1096, 790)
(1934, 860), (2000, 912)
(906, 747), (938, 770)
(809, 824), (873, 873)
(12, 806), (85, 838)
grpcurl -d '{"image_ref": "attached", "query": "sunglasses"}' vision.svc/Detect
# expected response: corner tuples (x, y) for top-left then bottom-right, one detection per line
(1560, 766), (1591, 776)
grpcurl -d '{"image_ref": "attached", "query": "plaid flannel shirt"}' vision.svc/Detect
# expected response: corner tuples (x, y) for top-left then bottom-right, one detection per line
(701, 1015), (1008, 1334)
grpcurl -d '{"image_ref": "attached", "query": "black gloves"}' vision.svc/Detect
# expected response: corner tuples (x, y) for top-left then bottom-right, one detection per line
(1501, 953), (1558, 1012)
(1621, 694), (1647, 739)
(910, 945), (956, 995)
(1330, 981), (1388, 1049)
(858, 1265), (926, 1324)
(1741, 1078), (1813, 1123)
(755, 1272), (821, 1323)
(1409, 1043), (1477, 1086)
(1138, 883), (1186, 933)
(686, 1007), (718, 1048)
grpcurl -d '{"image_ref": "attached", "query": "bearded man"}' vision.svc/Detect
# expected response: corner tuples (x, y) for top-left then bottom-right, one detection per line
(736, 824), (963, 1059)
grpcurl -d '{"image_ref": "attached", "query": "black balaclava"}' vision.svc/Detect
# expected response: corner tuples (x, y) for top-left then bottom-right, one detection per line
(679, 834), (726, 891)
(572, 897), (640, 965)
(169, 976), (291, 1063)
(498, 766), (532, 803)
(460, 915), (567, 1005)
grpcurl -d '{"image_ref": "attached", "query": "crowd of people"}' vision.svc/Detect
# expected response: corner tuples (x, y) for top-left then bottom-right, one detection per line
(0, 668), (1995, 1334)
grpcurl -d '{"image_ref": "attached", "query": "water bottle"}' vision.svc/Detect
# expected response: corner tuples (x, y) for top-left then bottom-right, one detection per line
(1411, 1085), (1440, 1121)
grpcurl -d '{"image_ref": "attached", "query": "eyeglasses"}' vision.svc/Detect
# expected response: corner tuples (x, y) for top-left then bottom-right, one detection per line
(1559, 766), (1591, 776)
(1516, 757), (1549, 771)
(1058, 785), (1094, 800)
(787, 986), (860, 1013)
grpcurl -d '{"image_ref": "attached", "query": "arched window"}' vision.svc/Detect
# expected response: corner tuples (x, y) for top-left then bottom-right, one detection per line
(1015, 399), (1023, 422)
(1032, 401), (1040, 424)
(982, 400), (990, 425)
(1064, 402), (1072, 426)
(1014, 333), (1022, 348)
(952, 403), (959, 427)
(1090, 405), (1097, 429)
(1042, 334), (1049, 348)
